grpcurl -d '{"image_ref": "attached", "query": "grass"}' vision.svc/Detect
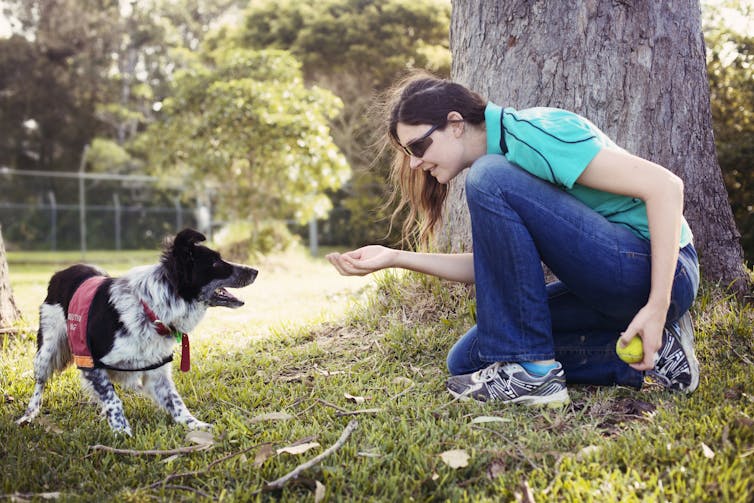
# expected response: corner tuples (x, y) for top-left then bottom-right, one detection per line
(1, 248), (753, 502)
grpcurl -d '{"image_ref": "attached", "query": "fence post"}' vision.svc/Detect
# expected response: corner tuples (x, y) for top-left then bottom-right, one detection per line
(47, 191), (57, 251)
(78, 145), (89, 259)
(113, 192), (122, 251)
(175, 197), (183, 230)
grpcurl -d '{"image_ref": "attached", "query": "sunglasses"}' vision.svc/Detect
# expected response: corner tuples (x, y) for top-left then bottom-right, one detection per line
(399, 120), (464, 158)
(400, 124), (442, 158)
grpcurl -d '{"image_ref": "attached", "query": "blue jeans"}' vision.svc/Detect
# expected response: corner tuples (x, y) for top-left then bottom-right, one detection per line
(446, 155), (699, 388)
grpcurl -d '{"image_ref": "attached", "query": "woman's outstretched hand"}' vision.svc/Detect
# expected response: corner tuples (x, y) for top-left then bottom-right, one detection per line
(326, 245), (399, 276)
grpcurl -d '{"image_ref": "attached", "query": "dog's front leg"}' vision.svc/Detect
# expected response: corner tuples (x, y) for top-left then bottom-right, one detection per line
(81, 368), (132, 436)
(142, 369), (211, 430)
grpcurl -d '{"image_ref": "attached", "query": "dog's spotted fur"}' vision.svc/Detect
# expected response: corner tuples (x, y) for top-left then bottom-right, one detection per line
(17, 229), (257, 436)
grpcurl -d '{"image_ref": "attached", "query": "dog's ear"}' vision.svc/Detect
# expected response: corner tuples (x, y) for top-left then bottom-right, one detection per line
(162, 229), (206, 286)
(173, 228), (206, 248)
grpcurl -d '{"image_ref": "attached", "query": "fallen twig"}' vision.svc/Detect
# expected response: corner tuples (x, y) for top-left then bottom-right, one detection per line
(88, 444), (211, 456)
(432, 390), (469, 412)
(732, 347), (754, 366)
(315, 398), (349, 414)
(389, 384), (416, 401)
(471, 425), (540, 470)
(335, 408), (383, 417)
(263, 420), (359, 492)
(217, 398), (256, 416)
(147, 443), (263, 490)
(295, 401), (318, 418)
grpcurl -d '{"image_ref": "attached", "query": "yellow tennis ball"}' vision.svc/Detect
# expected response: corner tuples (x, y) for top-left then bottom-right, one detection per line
(616, 336), (644, 364)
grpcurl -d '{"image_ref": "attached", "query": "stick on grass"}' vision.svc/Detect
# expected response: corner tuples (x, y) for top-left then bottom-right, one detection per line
(147, 443), (263, 490)
(335, 408), (383, 417)
(264, 420), (359, 492)
(89, 444), (212, 456)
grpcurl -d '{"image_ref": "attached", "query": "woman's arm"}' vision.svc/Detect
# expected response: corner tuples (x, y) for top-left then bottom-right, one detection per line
(327, 245), (475, 284)
(577, 148), (683, 371)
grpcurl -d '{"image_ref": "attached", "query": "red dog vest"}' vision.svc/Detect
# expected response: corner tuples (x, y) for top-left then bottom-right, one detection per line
(67, 276), (107, 369)
(66, 276), (187, 372)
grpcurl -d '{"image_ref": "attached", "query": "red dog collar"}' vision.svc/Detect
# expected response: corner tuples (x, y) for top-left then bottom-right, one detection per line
(141, 300), (191, 372)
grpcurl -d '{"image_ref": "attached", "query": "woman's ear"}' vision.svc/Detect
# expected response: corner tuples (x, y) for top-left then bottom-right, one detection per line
(447, 111), (465, 137)
(447, 111), (464, 122)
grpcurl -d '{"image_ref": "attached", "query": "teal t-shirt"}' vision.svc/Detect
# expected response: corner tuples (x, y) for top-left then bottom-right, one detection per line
(484, 102), (692, 247)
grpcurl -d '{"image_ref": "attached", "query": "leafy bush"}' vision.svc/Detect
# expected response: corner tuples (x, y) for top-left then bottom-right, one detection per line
(212, 220), (300, 262)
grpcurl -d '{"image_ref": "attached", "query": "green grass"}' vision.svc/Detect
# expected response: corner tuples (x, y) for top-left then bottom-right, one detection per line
(1, 251), (753, 501)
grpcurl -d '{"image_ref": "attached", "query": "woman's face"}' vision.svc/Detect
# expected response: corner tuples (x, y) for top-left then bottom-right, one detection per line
(395, 121), (467, 185)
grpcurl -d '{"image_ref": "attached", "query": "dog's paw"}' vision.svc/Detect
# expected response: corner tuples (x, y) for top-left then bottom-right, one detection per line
(16, 414), (34, 426)
(112, 425), (133, 437)
(188, 420), (213, 431)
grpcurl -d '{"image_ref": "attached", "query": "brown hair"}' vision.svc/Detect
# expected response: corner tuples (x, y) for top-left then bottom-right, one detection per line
(380, 71), (487, 246)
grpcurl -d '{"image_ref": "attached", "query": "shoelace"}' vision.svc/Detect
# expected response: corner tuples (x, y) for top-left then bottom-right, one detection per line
(649, 329), (684, 384)
(655, 331), (678, 373)
(475, 362), (504, 382)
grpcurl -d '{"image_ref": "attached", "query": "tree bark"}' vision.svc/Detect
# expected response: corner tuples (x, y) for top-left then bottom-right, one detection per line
(0, 225), (21, 328)
(443, 0), (749, 294)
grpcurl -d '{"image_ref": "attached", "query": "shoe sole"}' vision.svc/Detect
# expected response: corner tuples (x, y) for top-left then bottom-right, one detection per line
(648, 312), (701, 394)
(448, 386), (571, 407)
(676, 312), (700, 394)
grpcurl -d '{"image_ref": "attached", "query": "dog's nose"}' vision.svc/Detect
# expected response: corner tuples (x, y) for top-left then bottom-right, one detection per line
(245, 267), (258, 284)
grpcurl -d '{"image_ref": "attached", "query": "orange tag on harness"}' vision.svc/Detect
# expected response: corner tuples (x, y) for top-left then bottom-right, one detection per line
(180, 333), (190, 372)
(73, 355), (95, 368)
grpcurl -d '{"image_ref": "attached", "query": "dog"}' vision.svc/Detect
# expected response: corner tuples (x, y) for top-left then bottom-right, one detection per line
(17, 228), (257, 436)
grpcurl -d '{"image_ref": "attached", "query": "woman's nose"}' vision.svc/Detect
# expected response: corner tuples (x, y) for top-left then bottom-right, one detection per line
(409, 155), (423, 169)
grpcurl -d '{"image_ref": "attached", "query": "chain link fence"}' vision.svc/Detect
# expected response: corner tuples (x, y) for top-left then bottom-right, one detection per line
(0, 168), (205, 251)
(0, 198), (202, 251)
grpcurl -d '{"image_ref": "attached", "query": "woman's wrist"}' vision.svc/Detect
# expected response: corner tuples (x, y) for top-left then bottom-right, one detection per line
(391, 249), (409, 269)
(645, 295), (671, 314)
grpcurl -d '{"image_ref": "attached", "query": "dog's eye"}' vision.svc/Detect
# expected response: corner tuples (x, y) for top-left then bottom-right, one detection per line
(213, 261), (230, 272)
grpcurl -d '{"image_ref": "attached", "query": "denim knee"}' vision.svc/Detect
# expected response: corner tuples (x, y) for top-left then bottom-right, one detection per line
(466, 154), (536, 203)
(467, 155), (511, 191)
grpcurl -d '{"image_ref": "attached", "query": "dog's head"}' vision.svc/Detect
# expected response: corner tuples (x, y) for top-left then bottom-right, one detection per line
(162, 228), (258, 307)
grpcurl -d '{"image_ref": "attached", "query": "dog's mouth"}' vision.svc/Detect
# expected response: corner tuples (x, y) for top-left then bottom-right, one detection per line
(199, 265), (257, 308)
(209, 287), (244, 308)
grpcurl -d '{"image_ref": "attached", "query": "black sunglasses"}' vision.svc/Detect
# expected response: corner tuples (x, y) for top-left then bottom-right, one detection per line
(400, 124), (441, 158)
(399, 120), (464, 158)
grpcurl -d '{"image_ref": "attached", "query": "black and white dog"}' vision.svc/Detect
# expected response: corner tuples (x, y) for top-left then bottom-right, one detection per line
(17, 228), (257, 436)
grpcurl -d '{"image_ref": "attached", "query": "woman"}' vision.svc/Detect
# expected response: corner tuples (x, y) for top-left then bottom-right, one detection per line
(327, 72), (700, 406)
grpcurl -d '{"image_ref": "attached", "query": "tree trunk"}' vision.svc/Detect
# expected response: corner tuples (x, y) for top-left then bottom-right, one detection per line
(0, 225), (21, 328)
(443, 0), (749, 294)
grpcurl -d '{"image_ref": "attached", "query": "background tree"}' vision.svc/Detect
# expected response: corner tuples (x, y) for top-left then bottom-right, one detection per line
(232, 0), (451, 246)
(446, 0), (749, 293)
(134, 47), (350, 225)
(0, 0), (246, 170)
(0, 0), (249, 249)
(0, 0), (127, 247)
(704, 0), (754, 264)
(0, 226), (20, 329)
(0, 0), (126, 171)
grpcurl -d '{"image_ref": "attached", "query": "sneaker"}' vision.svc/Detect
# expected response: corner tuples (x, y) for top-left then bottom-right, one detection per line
(446, 362), (570, 407)
(646, 311), (700, 394)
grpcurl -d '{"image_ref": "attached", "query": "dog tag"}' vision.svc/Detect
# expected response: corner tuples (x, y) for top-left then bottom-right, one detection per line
(180, 333), (190, 372)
